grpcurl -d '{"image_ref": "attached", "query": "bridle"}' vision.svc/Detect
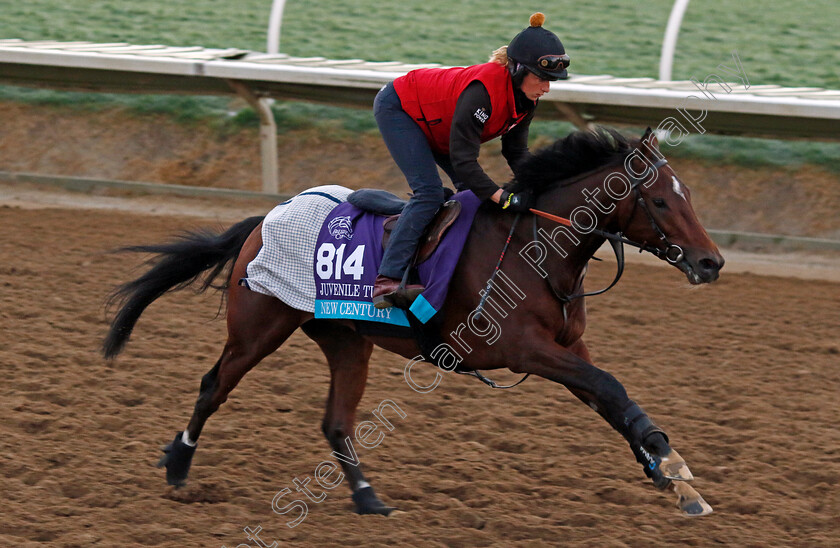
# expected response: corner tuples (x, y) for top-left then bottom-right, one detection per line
(525, 154), (689, 315)
(531, 156), (684, 267)
(460, 152), (685, 390)
(622, 156), (685, 265)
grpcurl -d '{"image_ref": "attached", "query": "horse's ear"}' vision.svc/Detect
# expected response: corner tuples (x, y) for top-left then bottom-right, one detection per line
(641, 127), (659, 151)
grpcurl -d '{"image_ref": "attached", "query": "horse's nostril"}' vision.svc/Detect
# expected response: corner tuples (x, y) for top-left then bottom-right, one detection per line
(699, 258), (720, 272)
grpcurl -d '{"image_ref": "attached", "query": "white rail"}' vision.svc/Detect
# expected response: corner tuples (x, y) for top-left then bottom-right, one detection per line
(1, 39), (839, 190)
(659, 0), (692, 81)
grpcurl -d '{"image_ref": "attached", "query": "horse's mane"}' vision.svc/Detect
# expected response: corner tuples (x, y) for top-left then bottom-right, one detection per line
(506, 126), (634, 195)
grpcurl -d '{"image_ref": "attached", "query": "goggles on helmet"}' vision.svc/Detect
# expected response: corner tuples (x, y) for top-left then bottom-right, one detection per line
(536, 54), (570, 71)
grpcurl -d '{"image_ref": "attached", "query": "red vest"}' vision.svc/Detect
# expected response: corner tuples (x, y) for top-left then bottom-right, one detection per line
(393, 62), (528, 155)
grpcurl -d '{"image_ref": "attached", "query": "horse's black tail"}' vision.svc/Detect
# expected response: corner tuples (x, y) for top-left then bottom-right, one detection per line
(102, 215), (265, 360)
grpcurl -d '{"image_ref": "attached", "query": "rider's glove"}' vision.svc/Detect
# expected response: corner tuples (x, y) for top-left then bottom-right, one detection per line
(499, 190), (534, 213)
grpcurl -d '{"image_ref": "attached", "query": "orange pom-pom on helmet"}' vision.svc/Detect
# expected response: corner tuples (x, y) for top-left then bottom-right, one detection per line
(529, 12), (546, 27)
(508, 12), (570, 81)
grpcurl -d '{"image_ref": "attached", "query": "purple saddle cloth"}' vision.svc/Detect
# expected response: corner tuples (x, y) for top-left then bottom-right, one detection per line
(314, 191), (481, 326)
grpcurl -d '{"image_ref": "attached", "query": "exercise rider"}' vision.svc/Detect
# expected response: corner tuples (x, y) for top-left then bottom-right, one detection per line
(371, 12), (570, 309)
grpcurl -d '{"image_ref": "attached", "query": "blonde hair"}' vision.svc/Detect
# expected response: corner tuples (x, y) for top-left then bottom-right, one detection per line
(489, 45), (509, 66)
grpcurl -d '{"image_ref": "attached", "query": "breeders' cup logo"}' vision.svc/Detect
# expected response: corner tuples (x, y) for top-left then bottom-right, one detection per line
(328, 215), (354, 240)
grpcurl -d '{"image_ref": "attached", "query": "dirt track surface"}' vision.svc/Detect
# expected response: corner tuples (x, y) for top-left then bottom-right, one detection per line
(1, 189), (839, 547)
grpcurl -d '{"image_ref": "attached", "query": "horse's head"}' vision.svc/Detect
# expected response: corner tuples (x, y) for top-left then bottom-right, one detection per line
(512, 126), (723, 284)
(615, 129), (724, 284)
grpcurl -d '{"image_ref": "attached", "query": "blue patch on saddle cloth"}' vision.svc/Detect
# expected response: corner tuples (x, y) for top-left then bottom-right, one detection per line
(314, 191), (481, 326)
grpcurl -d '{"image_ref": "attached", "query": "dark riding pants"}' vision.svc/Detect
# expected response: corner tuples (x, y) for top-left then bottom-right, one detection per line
(374, 82), (459, 279)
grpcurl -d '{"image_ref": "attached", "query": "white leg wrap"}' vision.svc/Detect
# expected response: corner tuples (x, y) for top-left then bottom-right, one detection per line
(181, 430), (196, 447)
(355, 481), (371, 491)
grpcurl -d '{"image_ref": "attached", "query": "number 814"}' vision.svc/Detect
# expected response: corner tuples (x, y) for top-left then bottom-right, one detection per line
(316, 243), (365, 280)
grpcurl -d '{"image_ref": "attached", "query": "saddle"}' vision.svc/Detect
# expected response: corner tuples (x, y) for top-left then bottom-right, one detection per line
(347, 188), (461, 265)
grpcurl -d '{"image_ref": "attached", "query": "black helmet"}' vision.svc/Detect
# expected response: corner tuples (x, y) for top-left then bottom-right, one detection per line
(507, 13), (569, 81)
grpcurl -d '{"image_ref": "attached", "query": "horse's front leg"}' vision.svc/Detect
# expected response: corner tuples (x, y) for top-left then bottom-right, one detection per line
(563, 340), (685, 486)
(513, 338), (712, 516)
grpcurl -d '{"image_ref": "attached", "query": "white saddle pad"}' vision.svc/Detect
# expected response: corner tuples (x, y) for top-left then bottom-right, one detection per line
(243, 185), (352, 312)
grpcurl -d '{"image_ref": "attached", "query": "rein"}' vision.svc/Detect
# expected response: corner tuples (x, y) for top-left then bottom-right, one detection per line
(530, 157), (684, 267)
(458, 155), (681, 390)
(532, 213), (626, 316)
(529, 157), (684, 318)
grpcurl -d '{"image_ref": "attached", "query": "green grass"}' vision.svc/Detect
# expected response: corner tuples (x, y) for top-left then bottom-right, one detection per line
(1, 0), (838, 169)
(663, 134), (840, 171)
(3, 0), (838, 87)
(525, 119), (840, 172)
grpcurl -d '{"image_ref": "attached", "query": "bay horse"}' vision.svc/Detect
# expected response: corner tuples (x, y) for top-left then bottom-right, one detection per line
(104, 127), (723, 518)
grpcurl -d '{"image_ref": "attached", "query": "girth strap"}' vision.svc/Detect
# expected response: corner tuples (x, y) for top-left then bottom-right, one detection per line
(454, 367), (531, 389)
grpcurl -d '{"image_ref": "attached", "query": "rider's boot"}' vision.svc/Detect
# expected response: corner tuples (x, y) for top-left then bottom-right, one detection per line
(372, 275), (425, 309)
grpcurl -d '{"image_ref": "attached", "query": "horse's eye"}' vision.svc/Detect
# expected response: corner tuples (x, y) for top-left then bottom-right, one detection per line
(652, 198), (667, 208)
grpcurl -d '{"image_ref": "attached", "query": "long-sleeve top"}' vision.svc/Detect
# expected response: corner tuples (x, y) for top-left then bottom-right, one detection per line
(449, 81), (536, 200)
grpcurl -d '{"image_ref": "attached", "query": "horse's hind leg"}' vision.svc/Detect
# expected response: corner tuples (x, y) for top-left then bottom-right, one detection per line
(159, 272), (306, 486)
(302, 320), (396, 515)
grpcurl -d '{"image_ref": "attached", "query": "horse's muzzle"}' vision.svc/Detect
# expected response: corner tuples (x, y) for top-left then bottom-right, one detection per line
(680, 251), (724, 284)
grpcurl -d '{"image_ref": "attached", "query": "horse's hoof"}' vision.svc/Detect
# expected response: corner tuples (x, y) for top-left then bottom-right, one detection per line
(643, 447), (694, 489)
(157, 432), (196, 488)
(660, 448), (694, 482)
(673, 482), (713, 517)
(351, 486), (396, 516)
